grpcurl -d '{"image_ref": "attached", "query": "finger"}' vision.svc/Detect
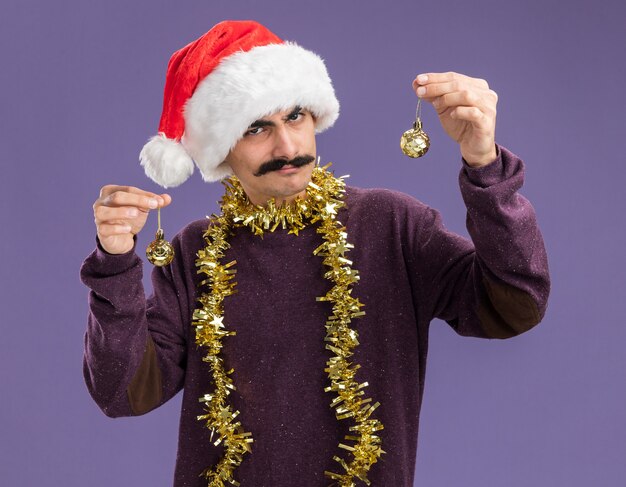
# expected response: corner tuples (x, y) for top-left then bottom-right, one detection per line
(413, 72), (489, 90)
(450, 106), (492, 130)
(99, 185), (159, 199)
(98, 186), (170, 207)
(159, 193), (173, 207)
(99, 190), (164, 210)
(432, 90), (497, 115)
(99, 185), (168, 200)
(94, 205), (144, 225)
(416, 80), (493, 100)
(97, 223), (133, 238)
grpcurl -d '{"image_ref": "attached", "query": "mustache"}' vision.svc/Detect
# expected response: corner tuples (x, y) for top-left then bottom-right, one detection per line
(254, 155), (316, 177)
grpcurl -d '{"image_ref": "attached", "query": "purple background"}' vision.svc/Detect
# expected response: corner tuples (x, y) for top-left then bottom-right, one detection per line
(2, 0), (625, 485)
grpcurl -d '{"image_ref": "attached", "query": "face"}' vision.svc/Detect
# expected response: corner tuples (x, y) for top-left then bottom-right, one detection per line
(224, 106), (317, 206)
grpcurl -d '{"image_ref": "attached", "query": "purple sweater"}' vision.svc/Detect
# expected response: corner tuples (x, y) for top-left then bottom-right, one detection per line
(80, 147), (549, 486)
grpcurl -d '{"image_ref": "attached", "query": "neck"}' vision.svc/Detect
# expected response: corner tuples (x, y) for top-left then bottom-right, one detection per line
(220, 165), (345, 236)
(246, 188), (308, 207)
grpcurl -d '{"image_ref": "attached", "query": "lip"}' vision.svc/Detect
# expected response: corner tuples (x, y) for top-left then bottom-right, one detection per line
(275, 164), (300, 174)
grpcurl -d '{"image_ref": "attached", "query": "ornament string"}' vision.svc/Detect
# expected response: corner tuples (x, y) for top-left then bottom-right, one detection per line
(415, 98), (422, 124)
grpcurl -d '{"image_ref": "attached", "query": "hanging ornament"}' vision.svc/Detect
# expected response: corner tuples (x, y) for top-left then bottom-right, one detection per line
(146, 207), (175, 266)
(400, 98), (430, 158)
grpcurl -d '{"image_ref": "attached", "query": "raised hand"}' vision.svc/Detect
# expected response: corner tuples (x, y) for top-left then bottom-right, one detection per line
(413, 72), (498, 167)
(93, 185), (171, 254)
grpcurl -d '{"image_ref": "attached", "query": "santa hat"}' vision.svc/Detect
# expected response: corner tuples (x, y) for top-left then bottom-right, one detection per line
(139, 20), (340, 187)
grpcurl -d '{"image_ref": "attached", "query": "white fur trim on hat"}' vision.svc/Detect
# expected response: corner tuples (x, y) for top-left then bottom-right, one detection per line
(182, 42), (339, 183)
(139, 134), (195, 188)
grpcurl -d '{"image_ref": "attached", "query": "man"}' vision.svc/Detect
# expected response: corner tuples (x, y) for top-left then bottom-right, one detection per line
(81, 20), (549, 487)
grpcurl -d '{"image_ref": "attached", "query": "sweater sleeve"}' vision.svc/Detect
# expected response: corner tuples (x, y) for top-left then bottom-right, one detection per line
(412, 145), (550, 338)
(79, 235), (189, 417)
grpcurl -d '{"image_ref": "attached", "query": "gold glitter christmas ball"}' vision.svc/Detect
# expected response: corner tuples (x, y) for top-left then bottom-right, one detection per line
(400, 120), (430, 158)
(146, 229), (175, 266)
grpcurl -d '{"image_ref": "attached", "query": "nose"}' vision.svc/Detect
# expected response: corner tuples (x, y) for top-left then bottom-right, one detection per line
(270, 125), (298, 160)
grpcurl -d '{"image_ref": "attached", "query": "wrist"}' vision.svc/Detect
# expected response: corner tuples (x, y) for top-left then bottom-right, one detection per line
(96, 235), (137, 256)
(462, 144), (498, 168)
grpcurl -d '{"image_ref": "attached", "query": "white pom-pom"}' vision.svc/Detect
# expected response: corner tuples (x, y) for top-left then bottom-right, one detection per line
(139, 134), (195, 188)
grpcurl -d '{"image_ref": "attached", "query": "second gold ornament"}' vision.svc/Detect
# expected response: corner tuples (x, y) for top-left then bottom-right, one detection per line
(400, 98), (430, 158)
(146, 207), (175, 266)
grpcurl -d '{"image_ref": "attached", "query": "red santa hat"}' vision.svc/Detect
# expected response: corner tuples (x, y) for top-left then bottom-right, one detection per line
(139, 20), (340, 187)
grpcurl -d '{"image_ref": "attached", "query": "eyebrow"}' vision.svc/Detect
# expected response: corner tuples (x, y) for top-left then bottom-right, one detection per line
(248, 119), (274, 129)
(248, 106), (304, 130)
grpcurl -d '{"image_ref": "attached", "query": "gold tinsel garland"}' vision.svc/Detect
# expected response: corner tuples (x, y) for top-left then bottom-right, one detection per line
(193, 165), (384, 486)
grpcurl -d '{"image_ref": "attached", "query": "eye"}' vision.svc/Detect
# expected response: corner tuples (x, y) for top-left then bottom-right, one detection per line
(287, 110), (304, 122)
(245, 126), (264, 136)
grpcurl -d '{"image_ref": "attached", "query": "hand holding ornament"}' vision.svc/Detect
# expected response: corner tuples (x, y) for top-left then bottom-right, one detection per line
(412, 71), (498, 167)
(93, 185), (171, 255)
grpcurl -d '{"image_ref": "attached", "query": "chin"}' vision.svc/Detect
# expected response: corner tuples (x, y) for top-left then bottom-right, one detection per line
(269, 170), (312, 200)
(275, 182), (309, 201)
